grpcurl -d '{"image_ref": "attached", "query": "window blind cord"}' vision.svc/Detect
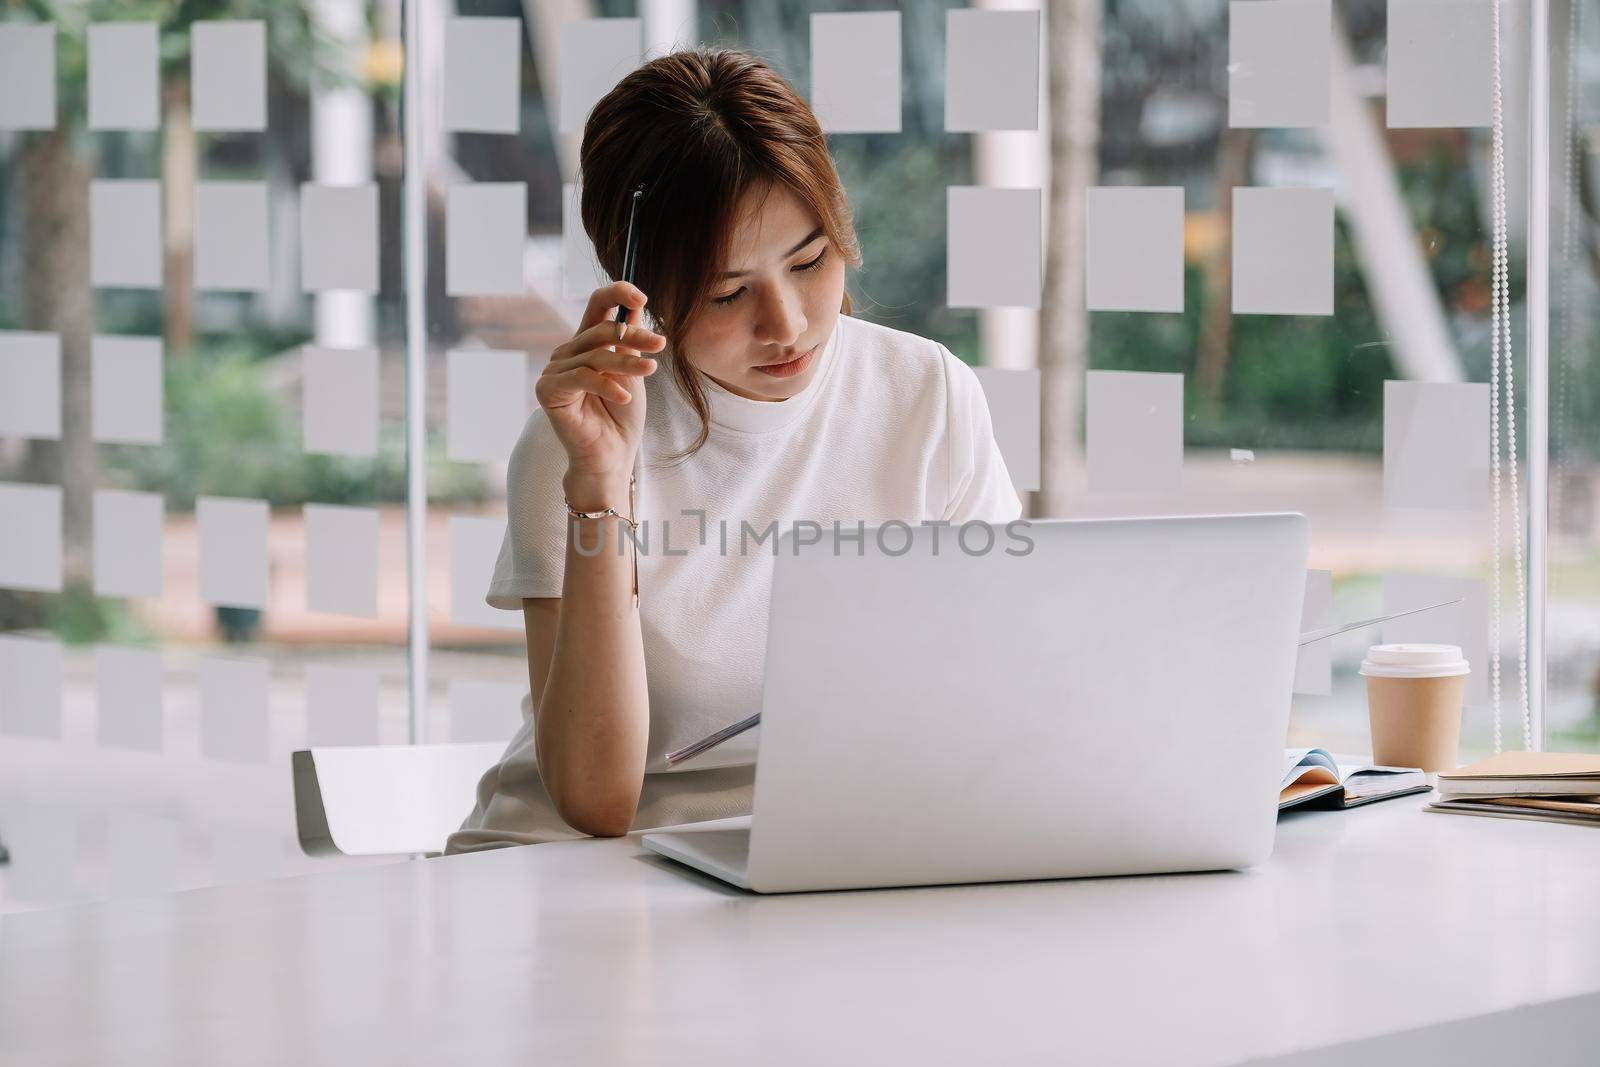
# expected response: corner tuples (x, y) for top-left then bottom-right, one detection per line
(1488, 0), (1533, 754)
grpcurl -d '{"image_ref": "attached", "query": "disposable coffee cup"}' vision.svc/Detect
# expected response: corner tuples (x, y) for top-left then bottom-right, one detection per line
(1358, 643), (1469, 774)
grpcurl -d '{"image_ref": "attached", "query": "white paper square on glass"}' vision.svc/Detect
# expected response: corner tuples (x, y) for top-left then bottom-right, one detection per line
(450, 515), (519, 631)
(971, 367), (1041, 493)
(91, 180), (162, 289)
(948, 187), (1042, 309)
(91, 334), (164, 445)
(446, 183), (526, 296)
(96, 645), (164, 752)
(811, 12), (901, 133)
(0, 331), (61, 440)
(557, 18), (643, 134)
(0, 482), (62, 593)
(448, 348), (529, 464)
(88, 22), (159, 131)
(93, 489), (164, 599)
(302, 345), (378, 457)
(1292, 569), (1334, 696)
(304, 504), (379, 618)
(449, 679), (525, 742)
(1232, 186), (1334, 316)
(1383, 380), (1489, 511)
(443, 16), (521, 134)
(300, 184), (379, 293)
(305, 663), (380, 747)
(0, 23), (56, 130)
(0, 634), (63, 739)
(191, 20), (266, 131)
(1228, 0), (1331, 128)
(199, 655), (269, 763)
(195, 181), (271, 292)
(1387, 0), (1494, 128)
(945, 10), (1040, 132)
(562, 182), (608, 300)
(1085, 370), (1184, 495)
(1086, 187), (1185, 313)
(1382, 573), (1489, 704)
(198, 495), (270, 610)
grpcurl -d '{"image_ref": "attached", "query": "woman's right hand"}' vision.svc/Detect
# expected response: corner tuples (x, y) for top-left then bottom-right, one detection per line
(536, 282), (665, 497)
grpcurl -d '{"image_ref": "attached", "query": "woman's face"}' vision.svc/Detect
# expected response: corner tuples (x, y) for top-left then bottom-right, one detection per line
(676, 183), (846, 402)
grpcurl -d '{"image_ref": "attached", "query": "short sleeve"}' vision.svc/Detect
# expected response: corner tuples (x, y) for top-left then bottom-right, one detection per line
(486, 409), (569, 610)
(937, 346), (1025, 524)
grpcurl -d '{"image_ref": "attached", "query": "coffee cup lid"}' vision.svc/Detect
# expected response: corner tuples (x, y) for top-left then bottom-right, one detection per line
(1359, 643), (1470, 678)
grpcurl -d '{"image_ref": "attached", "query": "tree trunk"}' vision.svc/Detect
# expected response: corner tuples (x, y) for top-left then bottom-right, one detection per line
(1194, 127), (1254, 408)
(1036, 0), (1101, 518)
(19, 130), (96, 594)
(164, 78), (197, 355)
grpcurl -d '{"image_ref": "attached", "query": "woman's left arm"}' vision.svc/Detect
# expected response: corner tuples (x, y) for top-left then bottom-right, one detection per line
(936, 346), (1025, 523)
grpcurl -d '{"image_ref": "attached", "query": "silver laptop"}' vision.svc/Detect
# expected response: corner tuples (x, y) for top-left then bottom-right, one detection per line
(642, 513), (1309, 893)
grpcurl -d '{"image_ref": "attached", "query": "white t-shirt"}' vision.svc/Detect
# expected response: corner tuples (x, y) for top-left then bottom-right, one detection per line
(450, 312), (1021, 848)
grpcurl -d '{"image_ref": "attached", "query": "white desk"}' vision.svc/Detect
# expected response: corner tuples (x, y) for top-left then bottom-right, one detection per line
(2, 796), (1598, 1066)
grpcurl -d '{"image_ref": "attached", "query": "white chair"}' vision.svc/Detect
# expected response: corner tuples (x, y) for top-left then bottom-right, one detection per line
(291, 742), (506, 857)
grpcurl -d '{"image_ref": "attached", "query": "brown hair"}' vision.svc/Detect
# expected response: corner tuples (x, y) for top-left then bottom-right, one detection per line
(579, 47), (862, 464)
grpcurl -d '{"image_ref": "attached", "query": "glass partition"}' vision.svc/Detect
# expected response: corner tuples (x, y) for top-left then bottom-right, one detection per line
(0, 0), (410, 911)
(0, 0), (1573, 912)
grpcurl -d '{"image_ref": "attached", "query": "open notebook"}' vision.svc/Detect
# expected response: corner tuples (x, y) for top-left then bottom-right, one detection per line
(1280, 748), (1429, 810)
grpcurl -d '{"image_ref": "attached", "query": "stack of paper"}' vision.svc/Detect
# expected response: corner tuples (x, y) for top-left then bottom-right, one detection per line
(1426, 752), (1600, 826)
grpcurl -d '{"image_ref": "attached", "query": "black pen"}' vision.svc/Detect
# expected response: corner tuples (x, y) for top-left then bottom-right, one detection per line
(613, 184), (646, 342)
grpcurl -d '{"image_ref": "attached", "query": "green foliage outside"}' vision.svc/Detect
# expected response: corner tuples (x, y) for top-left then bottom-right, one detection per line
(103, 342), (482, 511)
(835, 136), (1534, 455)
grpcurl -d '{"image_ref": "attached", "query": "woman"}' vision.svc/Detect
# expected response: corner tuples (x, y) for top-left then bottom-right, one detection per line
(445, 46), (1021, 853)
